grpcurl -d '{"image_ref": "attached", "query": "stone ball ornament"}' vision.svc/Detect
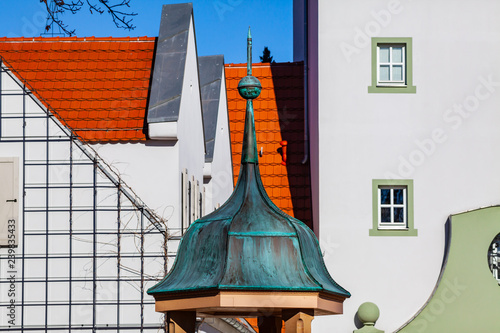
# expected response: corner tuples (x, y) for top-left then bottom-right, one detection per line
(237, 75), (262, 99)
(357, 302), (380, 326)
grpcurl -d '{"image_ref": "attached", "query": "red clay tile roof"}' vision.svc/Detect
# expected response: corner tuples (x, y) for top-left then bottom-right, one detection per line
(0, 36), (154, 142)
(225, 62), (313, 228)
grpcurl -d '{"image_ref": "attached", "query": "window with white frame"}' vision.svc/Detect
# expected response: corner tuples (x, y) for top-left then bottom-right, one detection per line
(371, 179), (417, 236)
(378, 186), (407, 229)
(369, 37), (416, 94)
(377, 44), (405, 86)
(181, 171), (203, 234)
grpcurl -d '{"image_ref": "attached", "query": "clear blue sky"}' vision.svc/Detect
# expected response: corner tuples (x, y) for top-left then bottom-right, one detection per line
(0, 0), (293, 64)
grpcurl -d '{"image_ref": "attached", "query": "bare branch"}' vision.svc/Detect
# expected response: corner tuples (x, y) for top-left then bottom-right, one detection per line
(55, 0), (84, 14)
(41, 0), (83, 36)
(42, 0), (136, 36)
(86, 0), (137, 31)
(86, 0), (104, 14)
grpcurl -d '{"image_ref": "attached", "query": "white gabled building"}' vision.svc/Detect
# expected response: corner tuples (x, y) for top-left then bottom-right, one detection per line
(295, 0), (500, 332)
(0, 3), (234, 332)
(199, 55), (234, 214)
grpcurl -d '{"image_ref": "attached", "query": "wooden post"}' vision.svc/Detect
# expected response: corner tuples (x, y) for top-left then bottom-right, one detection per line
(283, 310), (314, 333)
(168, 311), (196, 333)
(258, 315), (282, 333)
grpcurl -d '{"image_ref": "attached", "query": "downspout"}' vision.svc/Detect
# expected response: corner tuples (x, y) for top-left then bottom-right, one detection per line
(301, 0), (310, 164)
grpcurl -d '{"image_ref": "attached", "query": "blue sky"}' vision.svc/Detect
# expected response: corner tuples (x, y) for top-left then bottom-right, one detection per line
(0, 0), (292, 64)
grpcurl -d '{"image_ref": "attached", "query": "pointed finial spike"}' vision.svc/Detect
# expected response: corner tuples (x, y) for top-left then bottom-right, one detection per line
(246, 27), (252, 76)
(237, 28), (261, 164)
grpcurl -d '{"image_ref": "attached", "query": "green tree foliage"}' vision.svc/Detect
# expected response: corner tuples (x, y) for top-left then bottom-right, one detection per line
(260, 46), (275, 63)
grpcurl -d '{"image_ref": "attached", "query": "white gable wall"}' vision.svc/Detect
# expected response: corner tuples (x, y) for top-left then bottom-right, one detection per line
(312, 1), (500, 332)
(0, 66), (165, 330)
(92, 141), (179, 227)
(93, 17), (206, 240)
(204, 67), (234, 212)
(176, 16), (206, 224)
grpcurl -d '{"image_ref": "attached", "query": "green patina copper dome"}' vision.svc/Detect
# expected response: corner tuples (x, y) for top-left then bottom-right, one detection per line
(237, 75), (262, 100)
(147, 28), (350, 302)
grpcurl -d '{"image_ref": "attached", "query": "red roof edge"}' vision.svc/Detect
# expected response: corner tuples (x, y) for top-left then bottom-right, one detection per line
(0, 36), (155, 42)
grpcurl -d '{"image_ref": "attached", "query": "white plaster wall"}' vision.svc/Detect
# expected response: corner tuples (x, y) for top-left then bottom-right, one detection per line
(314, 1), (500, 332)
(204, 67), (234, 212)
(0, 146), (22, 326)
(93, 17), (206, 238)
(0, 68), (165, 329)
(176, 16), (206, 222)
(0, 71), (34, 323)
(92, 141), (179, 226)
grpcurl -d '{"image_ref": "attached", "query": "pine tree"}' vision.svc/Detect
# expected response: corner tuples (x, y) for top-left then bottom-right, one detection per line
(260, 46), (275, 63)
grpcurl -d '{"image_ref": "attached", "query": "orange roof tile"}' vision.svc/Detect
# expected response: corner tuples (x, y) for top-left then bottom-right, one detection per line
(225, 62), (313, 228)
(0, 36), (155, 142)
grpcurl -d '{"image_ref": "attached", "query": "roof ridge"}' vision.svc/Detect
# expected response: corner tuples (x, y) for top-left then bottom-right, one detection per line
(0, 36), (155, 42)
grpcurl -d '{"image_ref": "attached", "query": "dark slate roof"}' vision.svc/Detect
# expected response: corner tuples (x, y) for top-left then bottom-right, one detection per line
(147, 3), (192, 123)
(199, 55), (224, 162)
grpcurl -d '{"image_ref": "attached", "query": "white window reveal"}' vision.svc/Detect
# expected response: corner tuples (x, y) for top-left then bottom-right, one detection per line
(0, 158), (19, 247)
(196, 179), (201, 221)
(181, 168), (189, 234)
(201, 186), (205, 217)
(378, 44), (405, 86)
(378, 186), (407, 229)
(190, 176), (196, 224)
(181, 170), (203, 234)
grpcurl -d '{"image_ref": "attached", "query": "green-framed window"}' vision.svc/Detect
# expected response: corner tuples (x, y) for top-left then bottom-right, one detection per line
(368, 37), (416, 94)
(370, 179), (418, 236)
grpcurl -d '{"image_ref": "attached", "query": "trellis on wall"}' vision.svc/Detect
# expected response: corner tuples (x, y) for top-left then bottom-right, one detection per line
(0, 59), (168, 332)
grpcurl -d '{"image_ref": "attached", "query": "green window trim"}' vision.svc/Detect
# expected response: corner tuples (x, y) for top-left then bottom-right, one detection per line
(368, 37), (416, 94)
(370, 179), (418, 236)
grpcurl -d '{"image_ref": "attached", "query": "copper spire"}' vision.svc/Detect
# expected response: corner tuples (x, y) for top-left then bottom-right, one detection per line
(237, 27), (262, 164)
(148, 29), (350, 318)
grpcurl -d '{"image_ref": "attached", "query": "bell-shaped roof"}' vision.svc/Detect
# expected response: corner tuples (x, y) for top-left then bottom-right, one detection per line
(147, 28), (349, 301)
